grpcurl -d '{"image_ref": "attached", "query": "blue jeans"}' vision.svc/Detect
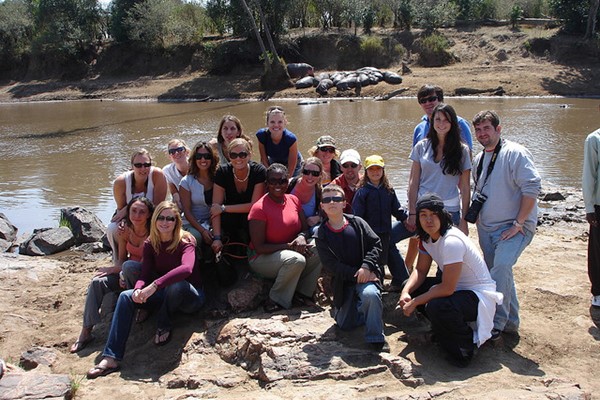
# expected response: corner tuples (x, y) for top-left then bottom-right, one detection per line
(334, 282), (384, 343)
(478, 224), (534, 332)
(388, 221), (415, 285)
(102, 281), (205, 361)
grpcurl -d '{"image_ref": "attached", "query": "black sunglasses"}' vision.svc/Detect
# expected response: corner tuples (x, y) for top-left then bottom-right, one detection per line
(194, 153), (212, 160)
(303, 169), (321, 177)
(322, 196), (344, 204)
(229, 151), (248, 159)
(168, 146), (185, 155)
(342, 162), (358, 169)
(418, 95), (439, 104)
(133, 162), (151, 168)
(319, 146), (336, 153)
(156, 215), (176, 222)
(267, 177), (288, 185)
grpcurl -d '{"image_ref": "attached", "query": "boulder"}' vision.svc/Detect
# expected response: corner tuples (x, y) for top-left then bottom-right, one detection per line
(542, 192), (566, 201)
(286, 63), (314, 79)
(0, 214), (17, 252)
(0, 372), (72, 400)
(20, 347), (57, 370)
(19, 227), (76, 256)
(60, 207), (106, 244)
(226, 277), (265, 313)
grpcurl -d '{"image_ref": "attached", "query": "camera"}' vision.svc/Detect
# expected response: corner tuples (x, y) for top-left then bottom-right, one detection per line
(464, 192), (487, 223)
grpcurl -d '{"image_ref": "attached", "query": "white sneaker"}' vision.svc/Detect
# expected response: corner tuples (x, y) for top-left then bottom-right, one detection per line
(592, 295), (600, 307)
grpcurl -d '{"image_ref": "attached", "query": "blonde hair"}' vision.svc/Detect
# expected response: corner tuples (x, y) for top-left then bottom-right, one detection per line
(265, 106), (286, 124)
(227, 137), (253, 153)
(167, 139), (189, 152)
(149, 201), (192, 254)
(130, 148), (152, 166)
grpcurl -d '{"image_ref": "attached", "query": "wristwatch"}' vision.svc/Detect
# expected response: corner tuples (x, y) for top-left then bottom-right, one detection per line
(513, 220), (523, 228)
(221, 204), (226, 213)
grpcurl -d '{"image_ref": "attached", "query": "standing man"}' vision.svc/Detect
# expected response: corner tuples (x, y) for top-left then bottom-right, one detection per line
(470, 110), (541, 339)
(331, 149), (363, 214)
(583, 128), (600, 307)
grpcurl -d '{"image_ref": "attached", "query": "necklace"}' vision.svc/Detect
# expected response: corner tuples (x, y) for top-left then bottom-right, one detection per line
(234, 165), (250, 183)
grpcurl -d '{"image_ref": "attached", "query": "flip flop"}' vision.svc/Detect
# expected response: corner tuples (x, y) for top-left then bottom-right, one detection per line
(154, 328), (171, 346)
(0, 359), (5, 379)
(86, 363), (120, 379)
(70, 335), (94, 353)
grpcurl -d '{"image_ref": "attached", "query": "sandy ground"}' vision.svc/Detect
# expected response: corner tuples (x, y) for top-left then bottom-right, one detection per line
(0, 219), (598, 399)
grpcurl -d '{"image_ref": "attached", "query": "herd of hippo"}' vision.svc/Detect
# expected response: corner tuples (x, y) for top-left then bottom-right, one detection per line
(286, 63), (403, 95)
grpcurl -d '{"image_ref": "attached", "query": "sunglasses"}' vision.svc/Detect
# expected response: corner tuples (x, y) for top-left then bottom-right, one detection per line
(322, 196), (344, 204)
(229, 151), (248, 159)
(303, 169), (321, 177)
(267, 177), (288, 185)
(168, 146), (185, 155)
(418, 95), (439, 104)
(319, 146), (336, 153)
(194, 153), (212, 160)
(133, 162), (151, 168)
(156, 215), (176, 222)
(342, 162), (358, 169)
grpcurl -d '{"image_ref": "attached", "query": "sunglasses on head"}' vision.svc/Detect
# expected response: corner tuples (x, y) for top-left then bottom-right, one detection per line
(194, 153), (212, 160)
(168, 146), (185, 155)
(302, 169), (320, 177)
(418, 95), (439, 104)
(267, 177), (288, 185)
(229, 151), (248, 159)
(322, 196), (344, 204)
(133, 162), (151, 168)
(157, 215), (176, 222)
(342, 162), (358, 169)
(319, 146), (336, 153)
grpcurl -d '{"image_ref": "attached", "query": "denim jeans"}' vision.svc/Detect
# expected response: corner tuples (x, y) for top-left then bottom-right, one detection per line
(121, 260), (142, 289)
(102, 281), (205, 361)
(249, 249), (322, 309)
(388, 221), (415, 285)
(478, 224), (534, 332)
(334, 282), (384, 343)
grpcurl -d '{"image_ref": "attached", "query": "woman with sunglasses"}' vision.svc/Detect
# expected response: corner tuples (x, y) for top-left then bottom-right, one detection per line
(180, 142), (218, 246)
(256, 106), (303, 178)
(315, 184), (387, 351)
(209, 115), (252, 166)
(71, 197), (154, 354)
(211, 138), (267, 254)
(286, 157), (324, 234)
(162, 139), (190, 210)
(107, 149), (168, 264)
(87, 201), (204, 379)
(308, 135), (342, 186)
(248, 163), (321, 312)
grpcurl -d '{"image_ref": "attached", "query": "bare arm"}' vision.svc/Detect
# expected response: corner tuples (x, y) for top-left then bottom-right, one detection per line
(151, 168), (168, 205)
(402, 262), (462, 317)
(398, 250), (432, 309)
(406, 161), (421, 229)
(258, 142), (269, 168)
(249, 219), (290, 254)
(458, 168), (471, 234)
(287, 142), (298, 178)
(501, 195), (537, 240)
(111, 176), (128, 222)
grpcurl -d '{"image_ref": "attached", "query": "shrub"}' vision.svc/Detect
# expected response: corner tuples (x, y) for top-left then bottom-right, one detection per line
(417, 32), (455, 66)
(359, 36), (405, 67)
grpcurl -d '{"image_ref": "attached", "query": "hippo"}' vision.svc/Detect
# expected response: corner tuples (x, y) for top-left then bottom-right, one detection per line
(316, 79), (334, 95)
(295, 76), (318, 89)
(287, 63), (315, 79)
(383, 71), (403, 84)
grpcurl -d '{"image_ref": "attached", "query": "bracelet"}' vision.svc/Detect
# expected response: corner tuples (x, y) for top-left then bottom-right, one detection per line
(151, 282), (158, 290)
(513, 220), (524, 228)
(220, 204), (226, 213)
(409, 213), (416, 216)
(213, 235), (221, 241)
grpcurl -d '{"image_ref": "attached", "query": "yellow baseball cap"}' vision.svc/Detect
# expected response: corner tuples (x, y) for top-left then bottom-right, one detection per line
(364, 155), (385, 169)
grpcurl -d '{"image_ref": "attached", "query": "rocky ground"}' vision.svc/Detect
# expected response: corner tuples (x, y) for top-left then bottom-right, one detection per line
(0, 189), (598, 399)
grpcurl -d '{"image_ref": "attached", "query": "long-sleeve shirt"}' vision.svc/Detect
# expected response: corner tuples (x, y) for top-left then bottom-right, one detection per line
(583, 129), (600, 213)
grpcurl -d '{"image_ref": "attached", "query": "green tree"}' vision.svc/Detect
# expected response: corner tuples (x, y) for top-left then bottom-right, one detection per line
(549, 0), (588, 34)
(110, 0), (140, 42)
(0, 0), (34, 71)
(206, 0), (229, 35)
(313, 0), (346, 29)
(415, 0), (459, 32)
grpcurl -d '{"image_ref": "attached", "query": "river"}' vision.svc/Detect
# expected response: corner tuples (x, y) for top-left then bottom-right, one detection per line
(0, 97), (596, 234)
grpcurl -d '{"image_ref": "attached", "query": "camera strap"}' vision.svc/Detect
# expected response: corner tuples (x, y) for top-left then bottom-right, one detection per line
(474, 139), (503, 191)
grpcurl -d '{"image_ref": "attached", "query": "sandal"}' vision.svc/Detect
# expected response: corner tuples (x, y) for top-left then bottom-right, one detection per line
(263, 298), (284, 313)
(86, 360), (120, 379)
(154, 328), (171, 346)
(70, 335), (94, 353)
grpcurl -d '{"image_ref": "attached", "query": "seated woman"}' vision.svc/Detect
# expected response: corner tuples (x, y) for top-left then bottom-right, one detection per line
(210, 138), (266, 254)
(256, 106), (303, 178)
(86, 201), (204, 379)
(286, 157), (323, 234)
(162, 139), (190, 209)
(315, 184), (387, 351)
(70, 197), (154, 353)
(248, 163), (322, 311)
(308, 135), (341, 185)
(209, 115), (252, 166)
(398, 194), (503, 367)
(107, 149), (167, 263)
(180, 141), (217, 248)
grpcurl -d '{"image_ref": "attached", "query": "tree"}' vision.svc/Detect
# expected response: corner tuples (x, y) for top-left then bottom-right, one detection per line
(549, 0), (588, 34)
(110, 0), (141, 42)
(585, 0), (600, 39)
(414, 0), (459, 33)
(0, 0), (34, 71)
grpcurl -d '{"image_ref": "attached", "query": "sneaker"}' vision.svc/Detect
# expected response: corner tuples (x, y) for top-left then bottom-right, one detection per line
(592, 295), (600, 307)
(370, 341), (390, 353)
(490, 328), (502, 341)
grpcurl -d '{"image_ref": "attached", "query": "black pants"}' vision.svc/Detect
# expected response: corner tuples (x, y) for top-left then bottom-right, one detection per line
(589, 205), (600, 296)
(407, 277), (479, 360)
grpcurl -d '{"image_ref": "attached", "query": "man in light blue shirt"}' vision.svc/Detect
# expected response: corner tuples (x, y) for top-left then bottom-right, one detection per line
(583, 128), (600, 307)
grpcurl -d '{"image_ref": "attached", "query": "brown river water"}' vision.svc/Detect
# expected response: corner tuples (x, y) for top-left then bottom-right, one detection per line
(0, 97), (597, 234)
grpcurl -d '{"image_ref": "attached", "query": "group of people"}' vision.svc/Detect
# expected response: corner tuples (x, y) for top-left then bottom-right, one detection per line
(71, 84), (543, 377)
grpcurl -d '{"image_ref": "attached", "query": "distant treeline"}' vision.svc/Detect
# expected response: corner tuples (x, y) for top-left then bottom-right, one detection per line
(0, 0), (596, 79)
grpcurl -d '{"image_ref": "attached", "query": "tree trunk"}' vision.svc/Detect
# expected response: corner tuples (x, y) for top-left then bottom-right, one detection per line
(238, 0), (270, 70)
(585, 0), (600, 40)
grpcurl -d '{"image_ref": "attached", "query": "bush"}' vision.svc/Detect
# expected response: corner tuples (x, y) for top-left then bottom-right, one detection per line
(359, 36), (405, 67)
(415, 0), (459, 33)
(416, 32), (455, 66)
